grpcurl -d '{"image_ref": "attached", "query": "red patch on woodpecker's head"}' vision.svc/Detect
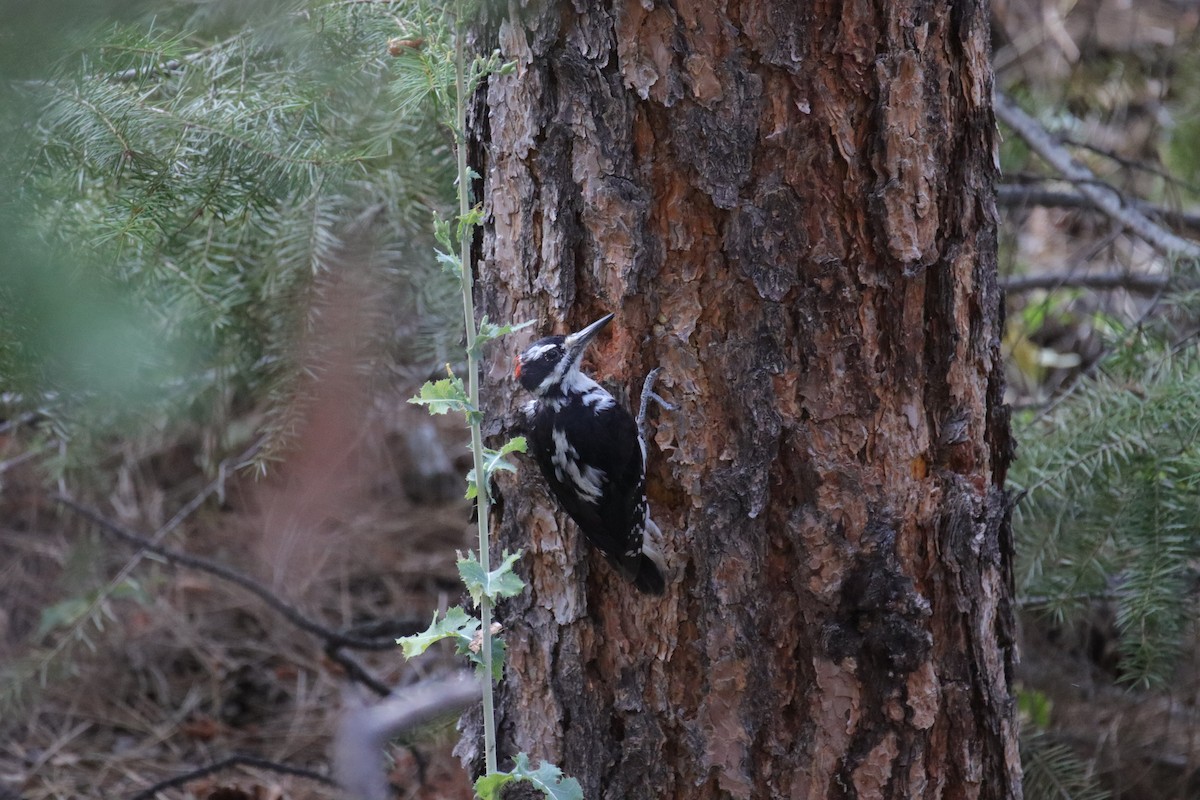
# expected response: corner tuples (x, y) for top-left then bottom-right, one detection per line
(513, 357), (522, 380)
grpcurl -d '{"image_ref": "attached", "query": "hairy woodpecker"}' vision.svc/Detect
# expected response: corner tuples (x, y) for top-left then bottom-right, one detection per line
(514, 313), (667, 594)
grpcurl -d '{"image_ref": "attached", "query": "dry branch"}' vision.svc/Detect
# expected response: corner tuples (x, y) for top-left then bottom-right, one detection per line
(127, 754), (336, 800)
(335, 673), (481, 800)
(996, 184), (1200, 234)
(1001, 272), (1171, 294)
(993, 91), (1200, 261)
(54, 496), (420, 696)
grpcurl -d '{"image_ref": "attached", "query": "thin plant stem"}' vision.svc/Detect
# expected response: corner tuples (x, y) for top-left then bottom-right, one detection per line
(452, 12), (499, 776)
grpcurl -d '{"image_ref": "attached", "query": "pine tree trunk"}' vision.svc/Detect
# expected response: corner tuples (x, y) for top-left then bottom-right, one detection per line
(467, 1), (1021, 798)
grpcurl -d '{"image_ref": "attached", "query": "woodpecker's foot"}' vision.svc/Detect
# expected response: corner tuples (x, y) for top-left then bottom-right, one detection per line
(637, 367), (675, 442)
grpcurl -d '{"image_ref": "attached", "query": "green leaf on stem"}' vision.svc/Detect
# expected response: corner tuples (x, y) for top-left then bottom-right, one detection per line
(481, 635), (506, 681)
(433, 213), (453, 251)
(458, 550), (525, 606)
(471, 318), (535, 357)
(466, 436), (527, 499)
(485, 435), (527, 474)
(396, 606), (506, 680)
(474, 753), (584, 800)
(435, 248), (460, 275)
(456, 203), (485, 241)
(409, 375), (472, 415)
(396, 605), (477, 659)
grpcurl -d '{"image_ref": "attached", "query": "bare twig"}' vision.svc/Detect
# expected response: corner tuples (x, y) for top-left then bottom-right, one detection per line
(11, 443), (265, 692)
(0, 411), (38, 436)
(128, 754), (336, 800)
(323, 644), (393, 698)
(996, 184), (1200, 234)
(0, 448), (44, 475)
(53, 497), (421, 654)
(1001, 272), (1171, 295)
(993, 92), (1200, 261)
(335, 673), (481, 800)
(1061, 136), (1200, 195)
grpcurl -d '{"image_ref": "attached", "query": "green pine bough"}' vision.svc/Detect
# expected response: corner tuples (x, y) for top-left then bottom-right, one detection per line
(394, 4), (581, 799)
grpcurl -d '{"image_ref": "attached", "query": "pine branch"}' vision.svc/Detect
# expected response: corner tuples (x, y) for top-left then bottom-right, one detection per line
(1020, 730), (1110, 800)
(2, 3), (459, 474)
(1013, 345), (1200, 684)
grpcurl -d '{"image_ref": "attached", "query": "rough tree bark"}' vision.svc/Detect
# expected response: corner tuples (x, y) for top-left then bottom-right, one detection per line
(467, 1), (1020, 798)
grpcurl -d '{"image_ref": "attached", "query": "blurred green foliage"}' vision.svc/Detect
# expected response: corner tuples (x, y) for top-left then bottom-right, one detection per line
(1164, 49), (1200, 200)
(0, 0), (459, 480)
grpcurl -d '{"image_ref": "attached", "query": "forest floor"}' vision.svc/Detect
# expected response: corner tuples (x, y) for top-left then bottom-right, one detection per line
(6, 394), (1200, 800)
(0, 401), (478, 800)
(4, 321), (1200, 800)
(6, 0), (1200, 789)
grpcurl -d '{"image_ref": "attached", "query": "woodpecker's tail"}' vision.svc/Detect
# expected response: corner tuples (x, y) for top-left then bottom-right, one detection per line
(632, 547), (667, 594)
(631, 520), (667, 595)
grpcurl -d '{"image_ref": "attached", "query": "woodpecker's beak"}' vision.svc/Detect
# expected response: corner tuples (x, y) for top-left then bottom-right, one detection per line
(563, 313), (614, 365)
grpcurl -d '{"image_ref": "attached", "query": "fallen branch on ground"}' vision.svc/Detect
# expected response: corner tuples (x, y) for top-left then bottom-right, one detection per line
(54, 496), (421, 696)
(335, 673), (481, 800)
(128, 754), (337, 800)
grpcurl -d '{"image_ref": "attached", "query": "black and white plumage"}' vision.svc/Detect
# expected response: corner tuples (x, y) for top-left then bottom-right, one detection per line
(514, 313), (667, 595)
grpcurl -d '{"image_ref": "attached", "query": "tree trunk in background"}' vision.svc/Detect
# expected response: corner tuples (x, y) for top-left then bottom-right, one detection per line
(468, 1), (1020, 798)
